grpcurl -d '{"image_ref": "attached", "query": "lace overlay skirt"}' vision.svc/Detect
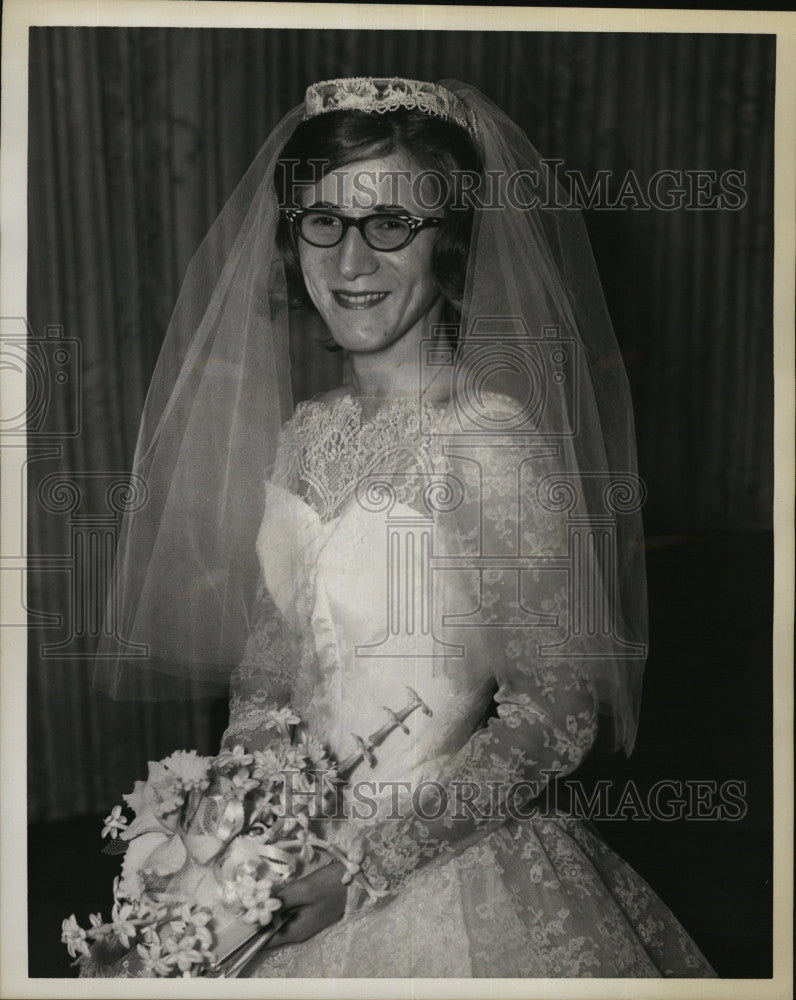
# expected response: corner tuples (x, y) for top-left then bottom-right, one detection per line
(250, 816), (717, 978)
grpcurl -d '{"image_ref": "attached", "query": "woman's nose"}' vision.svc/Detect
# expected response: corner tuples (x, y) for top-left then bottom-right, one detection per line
(335, 224), (379, 280)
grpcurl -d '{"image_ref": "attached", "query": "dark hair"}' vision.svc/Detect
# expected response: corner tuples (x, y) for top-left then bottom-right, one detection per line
(274, 108), (483, 317)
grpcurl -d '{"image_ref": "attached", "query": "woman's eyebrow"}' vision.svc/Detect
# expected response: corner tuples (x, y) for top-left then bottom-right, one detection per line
(306, 201), (410, 213)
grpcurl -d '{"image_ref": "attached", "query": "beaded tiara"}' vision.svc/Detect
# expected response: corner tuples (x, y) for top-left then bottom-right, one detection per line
(303, 77), (478, 141)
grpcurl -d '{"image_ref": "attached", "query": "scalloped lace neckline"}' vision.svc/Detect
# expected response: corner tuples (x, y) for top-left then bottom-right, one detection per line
(297, 391), (447, 427)
(282, 393), (448, 523)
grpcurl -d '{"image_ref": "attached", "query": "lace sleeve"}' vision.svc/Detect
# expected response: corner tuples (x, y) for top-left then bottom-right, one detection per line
(220, 583), (294, 752)
(347, 413), (602, 911)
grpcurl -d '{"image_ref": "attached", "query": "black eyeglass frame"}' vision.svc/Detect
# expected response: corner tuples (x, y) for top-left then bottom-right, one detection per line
(281, 207), (444, 252)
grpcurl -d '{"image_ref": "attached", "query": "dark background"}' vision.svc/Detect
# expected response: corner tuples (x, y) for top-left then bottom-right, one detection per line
(25, 29), (774, 978)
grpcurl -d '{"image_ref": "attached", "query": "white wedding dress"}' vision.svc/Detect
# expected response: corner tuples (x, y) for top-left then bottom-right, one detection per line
(221, 392), (716, 979)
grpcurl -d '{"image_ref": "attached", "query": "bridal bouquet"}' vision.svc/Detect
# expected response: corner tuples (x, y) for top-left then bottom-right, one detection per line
(61, 705), (398, 978)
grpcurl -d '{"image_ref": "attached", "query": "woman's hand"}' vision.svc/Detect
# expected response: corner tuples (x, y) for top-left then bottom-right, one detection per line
(265, 860), (347, 948)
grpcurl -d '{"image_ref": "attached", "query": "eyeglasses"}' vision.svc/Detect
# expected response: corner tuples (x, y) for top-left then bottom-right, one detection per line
(281, 208), (443, 252)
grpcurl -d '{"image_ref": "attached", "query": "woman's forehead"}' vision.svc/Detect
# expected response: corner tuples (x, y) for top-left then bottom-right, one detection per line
(304, 152), (441, 213)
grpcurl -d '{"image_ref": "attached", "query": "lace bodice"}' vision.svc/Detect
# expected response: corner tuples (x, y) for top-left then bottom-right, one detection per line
(223, 391), (600, 906)
(270, 394), (443, 522)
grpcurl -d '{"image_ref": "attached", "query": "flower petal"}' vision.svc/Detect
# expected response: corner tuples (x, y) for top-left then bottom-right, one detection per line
(122, 782), (171, 839)
(144, 833), (188, 877)
(119, 830), (170, 899)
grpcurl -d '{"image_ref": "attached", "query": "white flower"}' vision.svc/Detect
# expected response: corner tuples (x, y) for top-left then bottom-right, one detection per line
(163, 935), (205, 974)
(146, 759), (179, 794)
(167, 904), (215, 968)
(115, 872), (143, 904)
(237, 877), (283, 926)
(61, 914), (90, 958)
(221, 871), (283, 925)
(222, 837), (263, 873)
(297, 735), (331, 769)
(136, 898), (167, 923)
(110, 900), (138, 948)
(163, 928), (215, 974)
(279, 745), (311, 770)
(117, 829), (173, 901)
(101, 804), (128, 839)
(162, 750), (212, 791)
(153, 790), (184, 818)
(215, 744), (253, 771)
(136, 933), (173, 976)
(250, 748), (283, 781)
(264, 707), (301, 739)
(121, 780), (177, 840)
(175, 903), (213, 931)
(229, 767), (260, 800)
(293, 826), (316, 863)
(271, 784), (312, 833)
(220, 871), (257, 908)
(129, 765), (186, 821)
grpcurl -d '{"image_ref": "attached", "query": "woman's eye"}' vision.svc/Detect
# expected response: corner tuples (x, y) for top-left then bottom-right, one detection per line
(373, 217), (407, 231)
(308, 214), (339, 228)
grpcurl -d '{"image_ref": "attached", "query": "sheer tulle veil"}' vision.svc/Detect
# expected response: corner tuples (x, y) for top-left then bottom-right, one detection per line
(94, 79), (648, 755)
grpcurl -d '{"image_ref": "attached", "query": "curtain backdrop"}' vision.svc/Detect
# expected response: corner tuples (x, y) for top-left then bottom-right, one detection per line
(26, 29), (775, 820)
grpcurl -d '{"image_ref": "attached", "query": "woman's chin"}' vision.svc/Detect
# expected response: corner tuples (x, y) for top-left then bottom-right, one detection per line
(327, 329), (395, 354)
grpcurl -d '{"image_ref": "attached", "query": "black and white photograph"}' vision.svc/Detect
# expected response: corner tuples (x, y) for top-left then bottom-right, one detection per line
(0, 2), (792, 996)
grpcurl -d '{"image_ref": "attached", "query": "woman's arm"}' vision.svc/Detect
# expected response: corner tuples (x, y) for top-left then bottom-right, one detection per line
(343, 424), (603, 911)
(257, 665), (598, 945)
(221, 584), (294, 752)
(347, 660), (598, 909)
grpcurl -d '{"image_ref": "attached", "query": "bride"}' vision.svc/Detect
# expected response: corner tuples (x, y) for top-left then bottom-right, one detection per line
(93, 78), (716, 978)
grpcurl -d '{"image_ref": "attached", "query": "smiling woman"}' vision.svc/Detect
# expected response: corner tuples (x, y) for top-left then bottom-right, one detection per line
(276, 105), (480, 329)
(84, 77), (717, 979)
(294, 154), (447, 360)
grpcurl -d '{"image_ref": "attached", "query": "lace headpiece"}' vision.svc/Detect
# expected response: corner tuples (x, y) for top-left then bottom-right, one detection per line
(304, 77), (479, 141)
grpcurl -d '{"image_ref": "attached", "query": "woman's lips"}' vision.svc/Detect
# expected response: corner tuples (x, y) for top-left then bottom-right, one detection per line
(332, 291), (390, 310)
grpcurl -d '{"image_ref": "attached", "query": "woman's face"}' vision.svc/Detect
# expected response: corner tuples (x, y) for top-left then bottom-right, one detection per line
(297, 151), (445, 355)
